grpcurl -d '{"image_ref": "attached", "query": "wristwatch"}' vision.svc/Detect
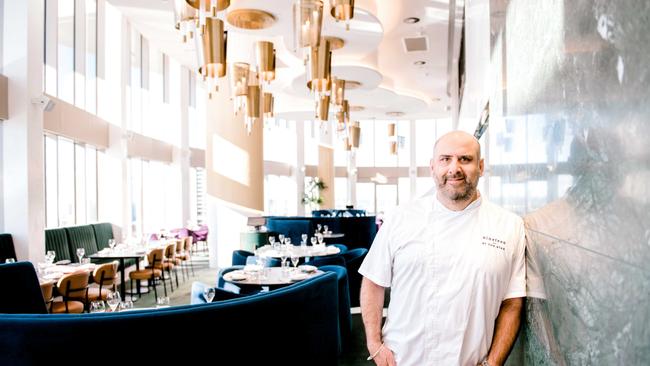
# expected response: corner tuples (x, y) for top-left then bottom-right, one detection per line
(481, 360), (491, 366)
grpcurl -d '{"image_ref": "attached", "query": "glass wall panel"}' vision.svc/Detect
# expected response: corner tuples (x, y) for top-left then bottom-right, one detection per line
(303, 120), (318, 166)
(356, 182), (374, 214)
(264, 119), (296, 163)
(57, 0), (75, 103)
(85, 0), (97, 114)
(45, 135), (59, 228)
(74, 144), (86, 224)
(57, 137), (75, 226)
(396, 120), (410, 167)
(415, 119), (436, 166)
(376, 184), (398, 215)
(85, 146), (97, 222)
(334, 177), (347, 209)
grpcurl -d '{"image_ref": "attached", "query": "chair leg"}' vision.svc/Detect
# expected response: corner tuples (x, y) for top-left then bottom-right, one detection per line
(152, 275), (158, 299)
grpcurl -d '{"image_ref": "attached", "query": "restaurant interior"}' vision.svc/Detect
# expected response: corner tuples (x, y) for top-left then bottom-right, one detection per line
(1, 0), (649, 365)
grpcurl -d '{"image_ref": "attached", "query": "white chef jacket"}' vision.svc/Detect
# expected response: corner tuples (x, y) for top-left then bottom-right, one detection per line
(359, 191), (526, 366)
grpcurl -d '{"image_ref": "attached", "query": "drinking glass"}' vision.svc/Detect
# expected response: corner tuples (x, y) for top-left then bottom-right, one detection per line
(323, 225), (329, 234)
(316, 224), (322, 233)
(156, 296), (170, 308)
(46, 250), (56, 264)
(285, 237), (291, 246)
(76, 248), (85, 264)
(108, 239), (116, 250)
(280, 249), (289, 272)
(301, 234), (308, 245)
(310, 237), (317, 246)
(317, 233), (324, 245)
(5, 258), (15, 263)
(290, 252), (300, 270)
(203, 287), (216, 303)
(278, 234), (285, 244)
(119, 300), (134, 311)
(90, 301), (106, 313)
(106, 292), (121, 312)
(268, 236), (276, 247)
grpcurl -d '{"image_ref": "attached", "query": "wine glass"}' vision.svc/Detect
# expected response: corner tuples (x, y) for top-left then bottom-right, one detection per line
(278, 234), (285, 244)
(323, 225), (329, 234)
(90, 301), (106, 313)
(316, 224), (322, 233)
(45, 250), (56, 264)
(203, 287), (216, 303)
(268, 236), (276, 247)
(301, 234), (308, 245)
(119, 300), (134, 311)
(280, 249), (289, 273)
(285, 237), (291, 246)
(317, 233), (324, 245)
(76, 248), (85, 264)
(108, 239), (116, 250)
(290, 252), (300, 271)
(106, 292), (121, 312)
(310, 237), (317, 246)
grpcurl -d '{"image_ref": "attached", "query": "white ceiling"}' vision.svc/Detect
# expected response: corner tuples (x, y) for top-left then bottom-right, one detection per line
(107, 0), (453, 120)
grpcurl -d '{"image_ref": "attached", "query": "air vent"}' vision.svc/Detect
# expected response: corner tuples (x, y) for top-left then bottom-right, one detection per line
(402, 36), (428, 52)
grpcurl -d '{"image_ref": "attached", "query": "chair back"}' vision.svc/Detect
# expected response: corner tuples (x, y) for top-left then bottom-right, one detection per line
(306, 255), (346, 268)
(0, 234), (17, 263)
(342, 247), (368, 307)
(184, 236), (193, 252)
(165, 242), (176, 261)
(175, 239), (184, 254)
(40, 281), (54, 312)
(57, 271), (89, 301)
(319, 265), (352, 354)
(232, 249), (254, 266)
(0, 262), (48, 314)
(93, 262), (118, 288)
(148, 248), (165, 270)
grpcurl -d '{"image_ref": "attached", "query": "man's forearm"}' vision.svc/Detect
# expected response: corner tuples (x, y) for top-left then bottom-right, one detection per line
(360, 277), (386, 349)
(486, 297), (524, 366)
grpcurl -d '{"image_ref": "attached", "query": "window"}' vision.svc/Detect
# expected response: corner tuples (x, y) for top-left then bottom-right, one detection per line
(44, 135), (100, 227)
(189, 167), (206, 225)
(57, 0), (75, 103)
(45, 135), (59, 228)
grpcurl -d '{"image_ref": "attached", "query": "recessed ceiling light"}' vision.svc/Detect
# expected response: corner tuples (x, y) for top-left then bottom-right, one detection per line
(414, 60), (426, 66)
(403, 17), (420, 24)
(386, 111), (405, 117)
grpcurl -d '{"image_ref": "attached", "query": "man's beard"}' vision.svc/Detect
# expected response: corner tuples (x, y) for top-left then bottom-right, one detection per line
(436, 174), (477, 201)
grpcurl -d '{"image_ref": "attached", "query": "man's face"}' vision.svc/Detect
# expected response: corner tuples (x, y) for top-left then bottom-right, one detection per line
(430, 134), (484, 202)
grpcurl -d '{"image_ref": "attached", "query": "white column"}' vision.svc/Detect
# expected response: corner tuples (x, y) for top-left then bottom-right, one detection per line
(178, 68), (191, 225)
(2, 0), (45, 261)
(119, 18), (131, 235)
(347, 151), (357, 206)
(294, 120), (305, 216)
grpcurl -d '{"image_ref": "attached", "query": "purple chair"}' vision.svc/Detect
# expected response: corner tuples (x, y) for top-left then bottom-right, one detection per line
(170, 228), (189, 238)
(189, 225), (209, 253)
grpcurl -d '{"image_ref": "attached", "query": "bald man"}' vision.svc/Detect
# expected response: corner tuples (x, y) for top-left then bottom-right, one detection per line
(359, 131), (525, 366)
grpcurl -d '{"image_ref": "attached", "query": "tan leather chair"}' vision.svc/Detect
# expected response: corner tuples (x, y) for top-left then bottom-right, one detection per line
(51, 271), (89, 314)
(182, 236), (195, 276)
(129, 248), (165, 300)
(162, 242), (178, 290)
(40, 281), (55, 313)
(87, 261), (118, 302)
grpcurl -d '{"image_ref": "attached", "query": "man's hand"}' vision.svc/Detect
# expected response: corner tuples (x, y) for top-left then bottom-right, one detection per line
(368, 340), (396, 366)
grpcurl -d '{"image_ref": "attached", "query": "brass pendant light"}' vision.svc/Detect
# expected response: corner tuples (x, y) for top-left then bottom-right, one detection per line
(332, 78), (345, 106)
(245, 84), (261, 134)
(349, 121), (360, 148)
(174, 0), (199, 43)
(197, 17), (227, 79)
(227, 9), (276, 30)
(186, 0), (230, 16)
(294, 0), (324, 50)
(263, 92), (274, 119)
(388, 122), (397, 155)
(330, 0), (354, 30)
(317, 95), (330, 121)
(229, 62), (250, 114)
(256, 41), (276, 83)
(307, 38), (331, 96)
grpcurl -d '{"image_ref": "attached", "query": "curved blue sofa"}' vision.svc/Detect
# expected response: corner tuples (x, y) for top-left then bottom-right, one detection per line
(0, 272), (340, 365)
(266, 216), (377, 250)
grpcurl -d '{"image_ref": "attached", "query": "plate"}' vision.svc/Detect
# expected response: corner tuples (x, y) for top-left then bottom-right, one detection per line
(244, 264), (262, 272)
(326, 247), (340, 254)
(298, 265), (317, 273)
(290, 272), (309, 281)
(227, 272), (247, 281)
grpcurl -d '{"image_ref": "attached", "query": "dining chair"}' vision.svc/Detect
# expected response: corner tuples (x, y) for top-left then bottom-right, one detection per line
(52, 271), (89, 314)
(40, 280), (55, 313)
(0, 261), (49, 314)
(87, 261), (118, 302)
(129, 247), (165, 300)
(341, 247), (368, 308)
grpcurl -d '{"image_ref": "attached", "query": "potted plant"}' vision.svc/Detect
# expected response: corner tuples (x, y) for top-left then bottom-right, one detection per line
(302, 177), (326, 211)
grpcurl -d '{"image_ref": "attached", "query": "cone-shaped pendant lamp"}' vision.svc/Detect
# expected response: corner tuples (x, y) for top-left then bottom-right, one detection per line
(197, 17), (227, 79)
(256, 41), (276, 83)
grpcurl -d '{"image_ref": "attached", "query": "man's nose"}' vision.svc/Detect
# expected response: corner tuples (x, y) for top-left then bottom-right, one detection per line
(447, 159), (462, 175)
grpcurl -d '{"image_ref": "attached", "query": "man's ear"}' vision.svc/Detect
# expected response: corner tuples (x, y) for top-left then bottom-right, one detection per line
(479, 158), (485, 177)
(429, 158), (435, 176)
